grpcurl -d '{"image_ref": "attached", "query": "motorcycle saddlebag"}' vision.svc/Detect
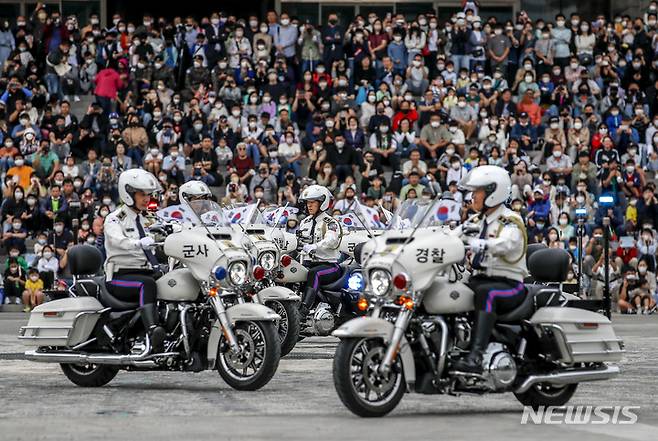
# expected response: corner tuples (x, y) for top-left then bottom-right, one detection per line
(18, 297), (105, 347)
(529, 307), (624, 364)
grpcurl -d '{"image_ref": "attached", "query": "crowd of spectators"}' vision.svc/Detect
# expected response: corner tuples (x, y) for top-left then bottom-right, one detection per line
(0, 2), (657, 313)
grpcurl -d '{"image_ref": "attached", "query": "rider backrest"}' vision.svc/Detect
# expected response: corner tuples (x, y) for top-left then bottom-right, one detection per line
(526, 242), (548, 265)
(68, 244), (104, 275)
(527, 248), (571, 283)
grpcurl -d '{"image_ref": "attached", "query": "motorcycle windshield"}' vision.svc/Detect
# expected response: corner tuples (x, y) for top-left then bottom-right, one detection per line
(187, 200), (232, 227)
(386, 198), (448, 230)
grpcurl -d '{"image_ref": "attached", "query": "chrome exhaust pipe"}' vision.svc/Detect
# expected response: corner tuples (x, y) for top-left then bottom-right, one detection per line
(515, 365), (620, 393)
(24, 336), (163, 367)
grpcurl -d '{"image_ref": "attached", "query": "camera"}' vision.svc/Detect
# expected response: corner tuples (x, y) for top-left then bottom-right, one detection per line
(229, 184), (237, 193)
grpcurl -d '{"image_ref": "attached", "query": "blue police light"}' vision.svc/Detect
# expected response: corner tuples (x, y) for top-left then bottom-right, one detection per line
(598, 194), (615, 207)
(213, 266), (227, 281)
(346, 272), (365, 292)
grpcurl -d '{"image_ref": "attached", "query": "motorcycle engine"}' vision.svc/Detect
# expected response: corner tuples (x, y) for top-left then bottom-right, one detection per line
(480, 343), (517, 391)
(311, 303), (335, 336)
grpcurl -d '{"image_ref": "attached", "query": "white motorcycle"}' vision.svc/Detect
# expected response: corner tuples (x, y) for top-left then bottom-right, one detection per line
(332, 198), (624, 417)
(19, 200), (282, 391)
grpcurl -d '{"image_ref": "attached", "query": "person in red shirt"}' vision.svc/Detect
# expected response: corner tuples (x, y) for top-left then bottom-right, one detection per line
(391, 100), (418, 131)
(94, 62), (124, 115)
(229, 142), (255, 186)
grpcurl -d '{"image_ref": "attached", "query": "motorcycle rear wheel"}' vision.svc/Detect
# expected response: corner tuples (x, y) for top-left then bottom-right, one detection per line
(217, 321), (281, 391)
(513, 383), (578, 409)
(265, 300), (300, 357)
(333, 337), (405, 417)
(60, 363), (119, 387)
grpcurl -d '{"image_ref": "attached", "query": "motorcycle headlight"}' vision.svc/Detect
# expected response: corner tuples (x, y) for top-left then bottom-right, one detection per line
(259, 251), (277, 271)
(346, 271), (365, 292)
(228, 261), (248, 286)
(369, 269), (391, 297)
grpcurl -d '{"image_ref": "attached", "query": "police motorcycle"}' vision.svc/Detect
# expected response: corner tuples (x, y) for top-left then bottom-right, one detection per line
(332, 197), (624, 417)
(19, 199), (282, 391)
(225, 203), (302, 357)
(273, 206), (380, 339)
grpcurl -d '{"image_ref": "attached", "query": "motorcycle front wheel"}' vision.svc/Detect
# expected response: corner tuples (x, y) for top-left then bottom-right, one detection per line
(265, 300), (300, 357)
(217, 321), (281, 391)
(333, 337), (405, 417)
(60, 363), (119, 387)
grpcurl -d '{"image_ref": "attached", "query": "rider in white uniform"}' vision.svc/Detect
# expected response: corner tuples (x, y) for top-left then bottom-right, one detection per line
(297, 185), (343, 317)
(451, 165), (528, 375)
(104, 169), (165, 353)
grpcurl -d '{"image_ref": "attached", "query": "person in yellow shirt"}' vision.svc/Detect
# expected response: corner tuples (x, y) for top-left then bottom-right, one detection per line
(625, 197), (638, 226)
(6, 154), (35, 191)
(22, 268), (44, 312)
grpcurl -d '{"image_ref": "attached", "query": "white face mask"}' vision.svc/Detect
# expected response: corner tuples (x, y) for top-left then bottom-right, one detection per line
(559, 218), (568, 226)
(573, 122), (583, 129)
(553, 151), (562, 157)
(15, 159), (24, 167)
(54, 225), (64, 234)
(43, 252), (53, 259)
(430, 121), (440, 128)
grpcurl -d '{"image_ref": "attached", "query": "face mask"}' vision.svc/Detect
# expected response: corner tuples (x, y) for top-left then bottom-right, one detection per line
(611, 110), (619, 116)
(458, 101), (466, 108)
(576, 196), (585, 204)
(553, 151), (562, 157)
(15, 191), (23, 200)
(194, 123), (203, 131)
(12, 222), (21, 230)
(536, 222), (545, 229)
(449, 126), (457, 133)
(430, 121), (440, 128)
(15, 159), (25, 167)
(639, 266), (648, 274)
(335, 141), (345, 148)
(626, 165), (635, 173)
(412, 60), (421, 67)
(524, 76), (533, 83)
(451, 162), (460, 170)
(445, 148), (455, 156)
(380, 126), (389, 133)
(100, 210), (109, 217)
(573, 122), (583, 129)
(260, 26), (268, 33)
(54, 225), (64, 234)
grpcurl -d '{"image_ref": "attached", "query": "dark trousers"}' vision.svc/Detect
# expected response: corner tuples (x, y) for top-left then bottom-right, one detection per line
(468, 275), (526, 314)
(302, 263), (342, 308)
(108, 270), (157, 307)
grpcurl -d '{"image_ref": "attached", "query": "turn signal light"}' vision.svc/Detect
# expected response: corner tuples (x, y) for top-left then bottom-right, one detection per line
(393, 273), (408, 290)
(280, 255), (292, 267)
(147, 197), (159, 211)
(357, 297), (369, 311)
(396, 295), (415, 310)
(208, 287), (219, 297)
(253, 266), (266, 280)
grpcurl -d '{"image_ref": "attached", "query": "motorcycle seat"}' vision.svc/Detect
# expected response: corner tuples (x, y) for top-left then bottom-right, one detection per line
(497, 284), (563, 323)
(94, 276), (140, 311)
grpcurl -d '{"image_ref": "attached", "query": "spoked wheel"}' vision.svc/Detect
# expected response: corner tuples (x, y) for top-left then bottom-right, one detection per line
(60, 363), (119, 387)
(333, 338), (405, 417)
(265, 300), (300, 357)
(217, 321), (281, 391)
(514, 382), (578, 409)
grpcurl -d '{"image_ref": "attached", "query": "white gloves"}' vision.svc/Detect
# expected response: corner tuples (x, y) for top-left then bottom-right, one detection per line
(302, 244), (317, 254)
(139, 236), (156, 250)
(466, 237), (487, 253)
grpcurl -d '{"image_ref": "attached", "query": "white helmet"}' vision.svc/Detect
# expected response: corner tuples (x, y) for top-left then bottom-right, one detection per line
(299, 184), (333, 211)
(118, 169), (161, 207)
(459, 165), (511, 208)
(179, 180), (212, 203)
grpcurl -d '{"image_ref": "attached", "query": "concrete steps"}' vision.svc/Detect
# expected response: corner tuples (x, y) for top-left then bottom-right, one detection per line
(70, 94), (95, 120)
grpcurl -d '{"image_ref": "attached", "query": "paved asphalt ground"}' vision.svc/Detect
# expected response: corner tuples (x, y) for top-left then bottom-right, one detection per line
(0, 313), (656, 441)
